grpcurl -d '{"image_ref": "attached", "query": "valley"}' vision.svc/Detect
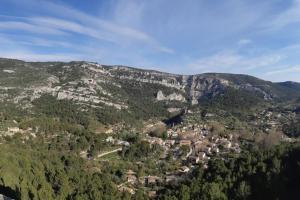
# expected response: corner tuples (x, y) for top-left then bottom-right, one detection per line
(0, 58), (300, 199)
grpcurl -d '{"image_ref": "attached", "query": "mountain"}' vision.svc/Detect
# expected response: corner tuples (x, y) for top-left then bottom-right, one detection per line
(1, 58), (300, 126)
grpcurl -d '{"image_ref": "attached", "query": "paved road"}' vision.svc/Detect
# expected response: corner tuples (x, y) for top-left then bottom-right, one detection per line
(97, 148), (122, 158)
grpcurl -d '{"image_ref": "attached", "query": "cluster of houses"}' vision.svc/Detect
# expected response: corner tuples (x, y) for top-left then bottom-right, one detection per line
(143, 123), (241, 166)
(117, 169), (186, 198)
(117, 169), (161, 197)
(115, 122), (242, 198)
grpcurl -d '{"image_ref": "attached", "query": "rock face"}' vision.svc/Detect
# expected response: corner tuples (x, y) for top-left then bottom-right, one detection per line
(156, 90), (186, 102)
(187, 75), (228, 104)
(156, 90), (165, 101)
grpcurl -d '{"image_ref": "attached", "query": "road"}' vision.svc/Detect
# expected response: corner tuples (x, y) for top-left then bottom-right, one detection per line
(97, 148), (122, 158)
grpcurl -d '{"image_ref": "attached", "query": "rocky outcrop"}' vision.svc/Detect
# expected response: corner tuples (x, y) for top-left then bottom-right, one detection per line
(2, 69), (15, 74)
(167, 108), (182, 113)
(156, 90), (186, 102)
(187, 75), (228, 104)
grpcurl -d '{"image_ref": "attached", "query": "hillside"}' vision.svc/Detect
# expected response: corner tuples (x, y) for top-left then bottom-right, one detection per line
(1, 57), (300, 141)
(1, 58), (300, 125)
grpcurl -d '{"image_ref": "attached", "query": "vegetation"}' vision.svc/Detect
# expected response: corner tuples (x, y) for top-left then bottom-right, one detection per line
(32, 95), (89, 128)
(160, 143), (300, 200)
(283, 120), (300, 137)
(202, 87), (266, 116)
(0, 142), (121, 200)
(122, 140), (163, 161)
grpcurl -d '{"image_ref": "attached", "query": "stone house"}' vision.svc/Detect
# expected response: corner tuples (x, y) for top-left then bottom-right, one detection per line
(118, 186), (135, 195)
(125, 170), (137, 185)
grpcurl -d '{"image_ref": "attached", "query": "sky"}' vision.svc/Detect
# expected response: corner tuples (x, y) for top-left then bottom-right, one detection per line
(0, 0), (300, 82)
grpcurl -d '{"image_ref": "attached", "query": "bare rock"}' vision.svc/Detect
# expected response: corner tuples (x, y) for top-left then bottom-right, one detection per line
(156, 90), (186, 102)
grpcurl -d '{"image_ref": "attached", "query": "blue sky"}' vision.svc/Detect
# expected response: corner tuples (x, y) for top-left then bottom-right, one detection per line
(0, 0), (300, 82)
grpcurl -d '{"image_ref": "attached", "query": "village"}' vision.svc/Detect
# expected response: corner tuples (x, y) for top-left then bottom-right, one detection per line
(105, 120), (242, 198)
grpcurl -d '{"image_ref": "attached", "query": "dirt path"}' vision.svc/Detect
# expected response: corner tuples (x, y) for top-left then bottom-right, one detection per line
(97, 148), (122, 158)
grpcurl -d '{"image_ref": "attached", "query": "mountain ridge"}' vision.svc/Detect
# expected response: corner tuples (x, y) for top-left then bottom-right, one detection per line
(1, 57), (299, 83)
(1, 58), (300, 126)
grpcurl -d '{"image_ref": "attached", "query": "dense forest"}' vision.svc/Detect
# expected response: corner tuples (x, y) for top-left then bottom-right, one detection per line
(160, 143), (300, 200)
(0, 142), (121, 200)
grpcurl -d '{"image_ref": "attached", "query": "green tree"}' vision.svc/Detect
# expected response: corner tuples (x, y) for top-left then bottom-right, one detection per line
(202, 182), (227, 200)
(179, 185), (190, 200)
(235, 181), (251, 200)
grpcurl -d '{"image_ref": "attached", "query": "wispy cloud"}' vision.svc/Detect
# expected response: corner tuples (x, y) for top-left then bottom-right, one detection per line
(266, 65), (300, 75)
(40, 0), (174, 53)
(27, 16), (173, 54)
(21, 38), (72, 48)
(1, 0), (173, 54)
(0, 49), (85, 62)
(0, 33), (73, 49)
(0, 21), (66, 35)
(187, 51), (283, 73)
(268, 0), (300, 30)
(29, 17), (116, 43)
